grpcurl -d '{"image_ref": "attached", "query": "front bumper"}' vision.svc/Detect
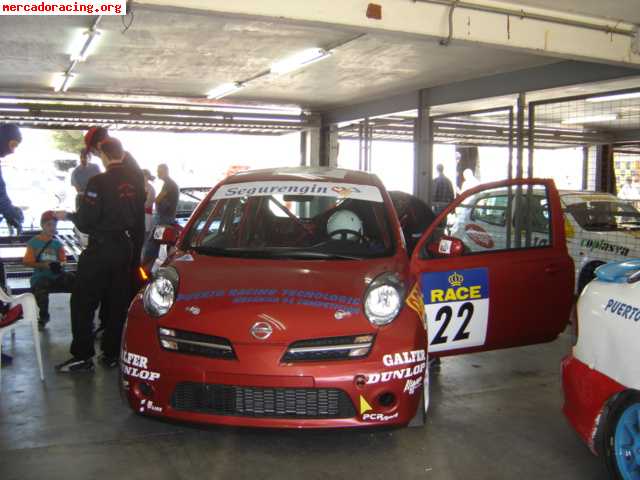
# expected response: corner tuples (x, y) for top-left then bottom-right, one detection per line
(121, 303), (427, 429)
(561, 354), (625, 454)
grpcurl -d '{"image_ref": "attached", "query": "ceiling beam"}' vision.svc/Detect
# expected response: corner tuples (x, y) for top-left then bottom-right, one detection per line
(323, 60), (640, 124)
(139, 0), (640, 67)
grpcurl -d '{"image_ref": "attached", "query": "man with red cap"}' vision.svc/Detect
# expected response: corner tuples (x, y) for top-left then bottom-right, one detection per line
(56, 137), (145, 372)
(83, 127), (145, 272)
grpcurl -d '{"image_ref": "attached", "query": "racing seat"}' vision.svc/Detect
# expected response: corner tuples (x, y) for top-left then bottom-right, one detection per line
(0, 288), (43, 391)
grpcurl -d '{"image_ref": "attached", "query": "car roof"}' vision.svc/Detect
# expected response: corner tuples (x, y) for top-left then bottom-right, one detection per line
(558, 190), (616, 198)
(222, 166), (383, 188)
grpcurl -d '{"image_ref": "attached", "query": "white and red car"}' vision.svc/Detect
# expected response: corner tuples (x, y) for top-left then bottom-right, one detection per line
(562, 259), (640, 480)
(448, 189), (640, 293)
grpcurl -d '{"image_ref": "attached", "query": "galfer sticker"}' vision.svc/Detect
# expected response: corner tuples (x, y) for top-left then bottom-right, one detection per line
(121, 350), (161, 381)
(422, 268), (489, 353)
(366, 350), (426, 385)
(212, 181), (383, 203)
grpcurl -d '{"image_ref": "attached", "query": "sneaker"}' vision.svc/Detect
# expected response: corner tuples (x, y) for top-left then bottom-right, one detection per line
(55, 357), (94, 373)
(99, 354), (118, 369)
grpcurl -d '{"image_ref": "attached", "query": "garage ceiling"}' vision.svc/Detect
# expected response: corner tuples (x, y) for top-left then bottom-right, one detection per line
(507, 0), (640, 24)
(0, 5), (559, 110)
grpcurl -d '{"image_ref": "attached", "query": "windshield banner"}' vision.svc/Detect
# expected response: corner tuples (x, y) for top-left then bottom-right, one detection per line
(213, 181), (383, 203)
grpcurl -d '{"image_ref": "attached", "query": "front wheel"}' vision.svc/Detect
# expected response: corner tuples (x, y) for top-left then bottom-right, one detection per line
(603, 392), (640, 480)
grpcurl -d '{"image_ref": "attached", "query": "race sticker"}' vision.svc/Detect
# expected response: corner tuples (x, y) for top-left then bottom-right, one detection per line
(212, 181), (383, 203)
(421, 268), (489, 353)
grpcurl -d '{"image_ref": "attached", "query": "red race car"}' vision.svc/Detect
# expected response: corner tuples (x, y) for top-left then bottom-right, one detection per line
(122, 167), (574, 428)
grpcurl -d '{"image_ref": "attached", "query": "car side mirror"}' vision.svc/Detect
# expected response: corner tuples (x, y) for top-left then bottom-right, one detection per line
(153, 224), (181, 246)
(427, 236), (464, 257)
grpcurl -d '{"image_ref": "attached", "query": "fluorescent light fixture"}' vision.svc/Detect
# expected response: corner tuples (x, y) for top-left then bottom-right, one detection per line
(561, 114), (618, 124)
(471, 110), (509, 118)
(586, 92), (640, 103)
(69, 28), (102, 62)
(270, 48), (331, 75)
(52, 73), (76, 93)
(206, 82), (244, 100)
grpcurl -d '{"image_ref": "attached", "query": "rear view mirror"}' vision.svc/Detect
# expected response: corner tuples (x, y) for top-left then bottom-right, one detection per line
(427, 236), (464, 257)
(153, 225), (181, 246)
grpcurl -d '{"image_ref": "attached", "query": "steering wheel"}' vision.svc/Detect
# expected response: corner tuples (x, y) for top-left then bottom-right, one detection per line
(329, 229), (366, 242)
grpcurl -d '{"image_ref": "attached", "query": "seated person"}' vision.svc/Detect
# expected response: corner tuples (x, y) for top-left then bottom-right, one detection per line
(23, 211), (75, 329)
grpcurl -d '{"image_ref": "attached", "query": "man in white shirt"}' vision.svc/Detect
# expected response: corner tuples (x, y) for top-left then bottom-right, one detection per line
(142, 169), (156, 236)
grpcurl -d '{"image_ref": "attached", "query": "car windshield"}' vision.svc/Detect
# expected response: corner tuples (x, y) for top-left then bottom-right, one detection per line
(565, 198), (640, 231)
(183, 180), (394, 259)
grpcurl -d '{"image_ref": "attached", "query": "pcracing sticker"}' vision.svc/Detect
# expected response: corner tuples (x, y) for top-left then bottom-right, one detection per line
(212, 181), (383, 203)
(422, 268), (489, 353)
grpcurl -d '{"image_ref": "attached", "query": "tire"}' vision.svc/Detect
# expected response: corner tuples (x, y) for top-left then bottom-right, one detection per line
(577, 261), (605, 294)
(601, 391), (640, 480)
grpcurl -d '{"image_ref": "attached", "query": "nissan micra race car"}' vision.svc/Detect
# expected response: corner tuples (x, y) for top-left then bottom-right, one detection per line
(121, 168), (573, 428)
(448, 189), (640, 292)
(562, 259), (640, 480)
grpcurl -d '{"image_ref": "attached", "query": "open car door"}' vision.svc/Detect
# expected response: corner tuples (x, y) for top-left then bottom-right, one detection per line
(410, 178), (574, 357)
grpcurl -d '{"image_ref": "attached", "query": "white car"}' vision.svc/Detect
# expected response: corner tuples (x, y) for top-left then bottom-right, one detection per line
(562, 259), (640, 480)
(448, 186), (640, 292)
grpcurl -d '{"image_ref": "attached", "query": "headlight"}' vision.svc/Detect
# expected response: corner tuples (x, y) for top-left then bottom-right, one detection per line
(364, 273), (405, 326)
(143, 267), (179, 317)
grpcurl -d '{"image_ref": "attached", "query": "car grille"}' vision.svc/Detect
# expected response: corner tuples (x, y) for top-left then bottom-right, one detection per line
(171, 383), (356, 419)
(158, 328), (236, 360)
(281, 334), (374, 362)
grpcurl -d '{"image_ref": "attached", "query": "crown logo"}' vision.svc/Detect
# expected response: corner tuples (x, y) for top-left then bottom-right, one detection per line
(448, 272), (463, 287)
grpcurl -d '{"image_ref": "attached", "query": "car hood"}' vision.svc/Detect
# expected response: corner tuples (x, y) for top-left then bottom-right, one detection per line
(160, 252), (408, 344)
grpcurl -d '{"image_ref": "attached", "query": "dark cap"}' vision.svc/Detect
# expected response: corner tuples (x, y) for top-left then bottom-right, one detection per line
(0, 124), (22, 143)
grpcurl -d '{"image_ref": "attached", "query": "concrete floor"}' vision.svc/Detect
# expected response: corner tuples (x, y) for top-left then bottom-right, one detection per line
(1, 294), (606, 480)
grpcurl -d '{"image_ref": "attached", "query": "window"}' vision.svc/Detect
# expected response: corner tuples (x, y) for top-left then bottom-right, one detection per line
(471, 195), (507, 226)
(422, 184), (553, 257)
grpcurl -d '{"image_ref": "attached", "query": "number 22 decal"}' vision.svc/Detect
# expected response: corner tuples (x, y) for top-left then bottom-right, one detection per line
(431, 302), (474, 345)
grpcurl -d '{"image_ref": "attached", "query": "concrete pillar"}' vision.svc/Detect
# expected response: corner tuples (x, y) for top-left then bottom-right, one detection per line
(413, 92), (432, 202)
(306, 127), (321, 167)
(319, 123), (339, 168)
(515, 93), (526, 179)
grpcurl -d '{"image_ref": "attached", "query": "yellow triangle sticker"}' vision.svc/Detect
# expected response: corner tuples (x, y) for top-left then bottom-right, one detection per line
(359, 395), (373, 414)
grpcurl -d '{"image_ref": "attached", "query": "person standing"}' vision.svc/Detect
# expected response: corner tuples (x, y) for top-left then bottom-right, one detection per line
(55, 138), (145, 372)
(460, 168), (480, 193)
(83, 127), (145, 271)
(432, 163), (455, 214)
(0, 124), (25, 367)
(70, 148), (101, 209)
(142, 169), (156, 237)
(142, 164), (178, 269)
(619, 177), (636, 200)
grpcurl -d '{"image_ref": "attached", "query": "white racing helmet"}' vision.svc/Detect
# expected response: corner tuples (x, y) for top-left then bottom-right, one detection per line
(327, 209), (363, 241)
